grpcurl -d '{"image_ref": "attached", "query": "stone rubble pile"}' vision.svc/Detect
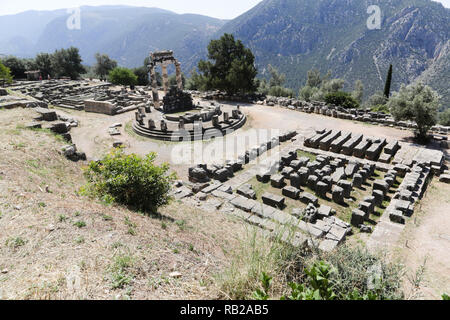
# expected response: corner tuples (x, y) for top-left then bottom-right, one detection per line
(7, 80), (151, 114)
(162, 86), (194, 113)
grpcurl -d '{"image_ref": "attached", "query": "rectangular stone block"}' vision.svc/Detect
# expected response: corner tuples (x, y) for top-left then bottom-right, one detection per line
(270, 174), (285, 188)
(262, 192), (285, 209)
(299, 192), (319, 206)
(330, 132), (352, 153)
(351, 209), (366, 227)
(319, 130), (341, 151)
(341, 134), (363, 155)
(282, 186), (301, 200)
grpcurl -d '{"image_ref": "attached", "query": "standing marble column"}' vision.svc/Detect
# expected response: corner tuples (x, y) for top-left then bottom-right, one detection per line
(150, 66), (159, 108)
(162, 63), (169, 94)
(175, 61), (183, 90)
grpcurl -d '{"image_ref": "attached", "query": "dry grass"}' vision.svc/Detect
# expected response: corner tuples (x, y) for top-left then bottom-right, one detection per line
(0, 108), (248, 300)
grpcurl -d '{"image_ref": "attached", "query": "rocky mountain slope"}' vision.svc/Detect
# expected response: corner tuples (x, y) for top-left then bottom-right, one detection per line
(218, 0), (449, 107)
(0, 6), (226, 72)
(1, 1), (448, 107)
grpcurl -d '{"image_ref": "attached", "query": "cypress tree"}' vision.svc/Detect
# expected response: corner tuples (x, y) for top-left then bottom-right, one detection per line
(384, 64), (393, 98)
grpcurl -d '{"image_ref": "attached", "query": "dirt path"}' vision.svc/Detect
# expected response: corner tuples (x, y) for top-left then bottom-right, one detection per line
(395, 179), (450, 300)
(238, 104), (413, 141)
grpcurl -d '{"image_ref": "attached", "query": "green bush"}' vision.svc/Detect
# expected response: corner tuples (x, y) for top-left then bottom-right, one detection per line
(325, 91), (360, 109)
(371, 104), (390, 114)
(439, 109), (450, 126)
(251, 244), (403, 300)
(322, 245), (403, 300)
(108, 67), (138, 87)
(268, 85), (295, 98)
(282, 261), (337, 300)
(81, 148), (175, 214)
(388, 82), (439, 142)
(0, 62), (13, 83)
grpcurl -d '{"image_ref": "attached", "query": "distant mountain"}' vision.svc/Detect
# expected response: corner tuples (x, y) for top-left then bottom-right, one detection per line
(1, 2), (448, 108)
(217, 0), (450, 107)
(0, 6), (226, 72)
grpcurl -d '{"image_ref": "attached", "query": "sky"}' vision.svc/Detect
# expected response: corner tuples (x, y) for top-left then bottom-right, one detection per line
(0, 0), (449, 18)
(0, 0), (264, 19)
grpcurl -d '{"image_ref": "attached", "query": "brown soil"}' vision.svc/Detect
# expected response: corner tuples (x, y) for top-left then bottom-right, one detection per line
(395, 179), (450, 300)
(0, 108), (247, 299)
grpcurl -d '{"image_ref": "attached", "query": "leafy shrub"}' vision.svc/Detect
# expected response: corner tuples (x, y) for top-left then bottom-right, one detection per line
(253, 272), (272, 300)
(251, 244), (403, 300)
(282, 261), (337, 300)
(108, 67), (138, 87)
(367, 91), (388, 107)
(268, 85), (295, 98)
(320, 245), (403, 300)
(0, 62), (13, 83)
(299, 85), (320, 102)
(325, 91), (360, 109)
(110, 255), (134, 289)
(371, 104), (390, 114)
(81, 148), (175, 214)
(388, 82), (439, 142)
(439, 109), (450, 126)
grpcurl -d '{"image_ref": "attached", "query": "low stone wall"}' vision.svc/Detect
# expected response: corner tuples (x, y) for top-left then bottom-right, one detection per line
(84, 100), (119, 115)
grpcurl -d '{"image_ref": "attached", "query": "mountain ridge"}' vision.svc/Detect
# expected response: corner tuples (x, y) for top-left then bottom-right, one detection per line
(216, 0), (449, 107)
(0, 1), (448, 107)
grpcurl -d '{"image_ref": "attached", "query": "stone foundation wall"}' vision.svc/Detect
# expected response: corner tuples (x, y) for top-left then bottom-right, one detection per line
(84, 100), (118, 115)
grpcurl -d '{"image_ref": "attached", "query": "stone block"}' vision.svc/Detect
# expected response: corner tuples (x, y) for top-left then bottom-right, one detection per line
(237, 184), (256, 200)
(439, 174), (450, 183)
(262, 193), (285, 209)
(214, 168), (230, 182)
(373, 180), (390, 195)
(281, 166), (294, 178)
(289, 160), (302, 170)
(231, 195), (256, 212)
(270, 174), (285, 188)
(298, 168), (309, 186)
(337, 180), (352, 198)
(358, 202), (373, 217)
(256, 171), (271, 183)
(345, 161), (359, 178)
(317, 205), (334, 219)
(353, 139), (372, 158)
(307, 175), (319, 191)
(282, 186), (301, 199)
(352, 173), (363, 188)
(372, 190), (384, 207)
(299, 192), (319, 207)
(351, 209), (366, 227)
(331, 167), (346, 184)
(389, 210), (405, 224)
(316, 181), (329, 198)
(289, 172), (301, 189)
(332, 185), (344, 204)
(341, 134), (363, 155)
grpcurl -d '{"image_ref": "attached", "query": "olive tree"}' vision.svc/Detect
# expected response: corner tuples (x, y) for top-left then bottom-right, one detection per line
(388, 82), (439, 142)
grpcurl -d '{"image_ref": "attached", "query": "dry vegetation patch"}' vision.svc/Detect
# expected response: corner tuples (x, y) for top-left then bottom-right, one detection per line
(0, 108), (247, 300)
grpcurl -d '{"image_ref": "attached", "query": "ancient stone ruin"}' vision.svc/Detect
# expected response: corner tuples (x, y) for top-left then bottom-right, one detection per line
(147, 50), (183, 109)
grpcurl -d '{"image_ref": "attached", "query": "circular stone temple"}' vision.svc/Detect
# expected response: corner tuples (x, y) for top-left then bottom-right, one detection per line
(132, 51), (246, 141)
